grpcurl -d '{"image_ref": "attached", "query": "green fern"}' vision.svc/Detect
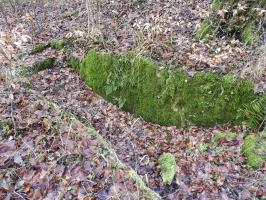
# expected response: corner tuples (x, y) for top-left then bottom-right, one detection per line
(241, 94), (266, 130)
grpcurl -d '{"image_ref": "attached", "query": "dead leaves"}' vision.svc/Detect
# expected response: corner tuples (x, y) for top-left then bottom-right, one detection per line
(27, 68), (266, 199)
(0, 141), (17, 168)
(0, 83), (152, 199)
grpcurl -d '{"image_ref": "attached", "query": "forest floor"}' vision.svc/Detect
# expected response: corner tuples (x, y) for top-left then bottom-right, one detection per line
(0, 0), (266, 199)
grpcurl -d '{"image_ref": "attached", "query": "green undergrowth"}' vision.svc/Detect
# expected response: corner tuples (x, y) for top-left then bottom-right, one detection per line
(70, 50), (264, 129)
(158, 153), (177, 185)
(243, 131), (266, 169)
(240, 95), (266, 130)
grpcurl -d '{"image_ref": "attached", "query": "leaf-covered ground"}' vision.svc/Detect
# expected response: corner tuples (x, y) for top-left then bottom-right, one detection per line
(0, 0), (266, 199)
(0, 79), (159, 199)
(1, 0), (265, 91)
(26, 67), (265, 199)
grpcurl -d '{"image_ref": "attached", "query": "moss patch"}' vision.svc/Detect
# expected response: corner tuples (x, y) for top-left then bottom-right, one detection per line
(33, 58), (56, 73)
(72, 50), (261, 128)
(49, 39), (65, 50)
(242, 133), (266, 169)
(158, 153), (177, 185)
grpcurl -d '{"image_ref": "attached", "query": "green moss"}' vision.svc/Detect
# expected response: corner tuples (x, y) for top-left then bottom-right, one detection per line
(74, 50), (260, 128)
(30, 43), (49, 54)
(49, 39), (65, 50)
(242, 134), (266, 169)
(158, 153), (177, 185)
(241, 21), (260, 45)
(33, 58), (56, 73)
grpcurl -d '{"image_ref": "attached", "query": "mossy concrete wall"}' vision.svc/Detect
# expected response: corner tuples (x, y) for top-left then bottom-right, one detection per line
(69, 50), (264, 128)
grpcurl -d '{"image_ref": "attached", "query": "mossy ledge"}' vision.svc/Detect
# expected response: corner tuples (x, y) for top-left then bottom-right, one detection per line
(70, 50), (264, 128)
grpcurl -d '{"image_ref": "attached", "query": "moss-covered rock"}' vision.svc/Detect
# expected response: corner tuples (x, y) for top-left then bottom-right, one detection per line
(30, 43), (49, 54)
(33, 58), (56, 73)
(196, 0), (265, 45)
(158, 153), (177, 185)
(71, 50), (262, 128)
(49, 39), (65, 50)
(242, 133), (266, 169)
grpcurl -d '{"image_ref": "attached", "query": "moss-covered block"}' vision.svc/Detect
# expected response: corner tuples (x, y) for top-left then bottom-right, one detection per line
(242, 134), (266, 169)
(49, 39), (65, 50)
(158, 153), (177, 185)
(71, 50), (262, 128)
(30, 43), (49, 54)
(241, 21), (260, 45)
(33, 58), (56, 73)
